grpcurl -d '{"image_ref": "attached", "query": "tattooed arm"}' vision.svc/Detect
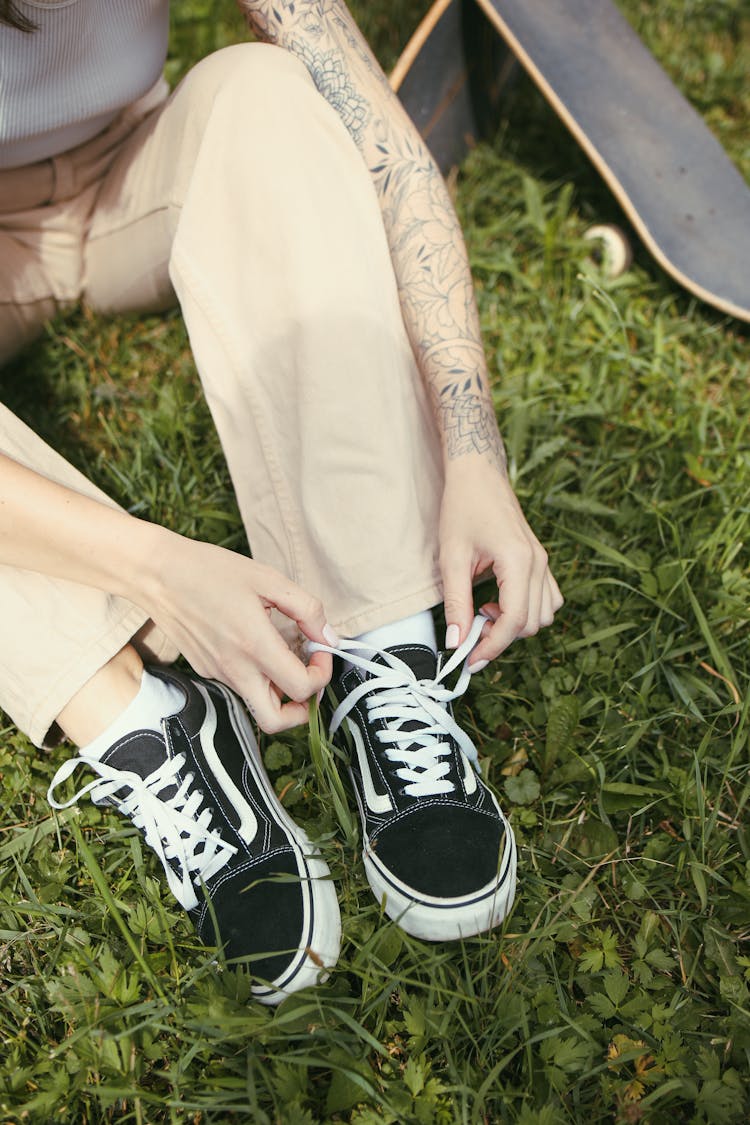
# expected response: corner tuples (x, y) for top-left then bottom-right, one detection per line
(237, 0), (562, 655)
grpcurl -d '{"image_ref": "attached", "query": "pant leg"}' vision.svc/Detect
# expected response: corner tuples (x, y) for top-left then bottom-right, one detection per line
(0, 78), (171, 363)
(0, 405), (178, 746)
(85, 43), (445, 642)
(0, 83), (178, 747)
(0, 42), (445, 743)
(0, 236), (59, 367)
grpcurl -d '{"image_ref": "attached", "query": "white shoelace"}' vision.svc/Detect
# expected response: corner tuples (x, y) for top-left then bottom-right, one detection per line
(310, 614), (488, 799)
(47, 751), (237, 911)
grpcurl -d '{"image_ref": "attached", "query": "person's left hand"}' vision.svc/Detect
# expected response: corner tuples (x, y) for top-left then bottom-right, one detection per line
(438, 458), (563, 668)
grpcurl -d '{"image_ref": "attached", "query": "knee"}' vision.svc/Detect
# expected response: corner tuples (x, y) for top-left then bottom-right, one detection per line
(180, 41), (316, 110)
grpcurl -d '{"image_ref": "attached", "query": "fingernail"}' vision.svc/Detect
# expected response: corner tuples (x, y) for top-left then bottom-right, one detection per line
(322, 624), (341, 646)
(445, 624), (460, 650)
(316, 687), (324, 705)
(468, 659), (489, 674)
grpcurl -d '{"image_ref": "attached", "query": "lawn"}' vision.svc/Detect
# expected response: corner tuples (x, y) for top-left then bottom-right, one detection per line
(0, 1), (748, 1122)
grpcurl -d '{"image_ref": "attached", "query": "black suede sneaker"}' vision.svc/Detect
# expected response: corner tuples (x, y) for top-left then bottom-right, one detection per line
(312, 616), (516, 941)
(48, 667), (341, 1004)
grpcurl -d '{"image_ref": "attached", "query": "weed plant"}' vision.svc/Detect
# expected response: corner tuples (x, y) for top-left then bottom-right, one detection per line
(0, 1), (748, 1122)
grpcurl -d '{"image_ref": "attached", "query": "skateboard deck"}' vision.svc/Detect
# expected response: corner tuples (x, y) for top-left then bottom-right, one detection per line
(393, 0), (750, 322)
(391, 0), (517, 176)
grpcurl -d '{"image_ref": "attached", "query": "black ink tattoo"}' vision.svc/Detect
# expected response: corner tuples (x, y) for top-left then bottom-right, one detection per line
(293, 40), (370, 141)
(437, 391), (507, 471)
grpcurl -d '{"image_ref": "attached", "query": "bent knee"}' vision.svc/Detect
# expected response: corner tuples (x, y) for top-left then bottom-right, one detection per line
(180, 41), (315, 105)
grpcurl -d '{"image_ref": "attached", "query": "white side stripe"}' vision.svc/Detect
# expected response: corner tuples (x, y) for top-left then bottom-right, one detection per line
(195, 683), (258, 846)
(462, 752), (477, 795)
(349, 718), (394, 814)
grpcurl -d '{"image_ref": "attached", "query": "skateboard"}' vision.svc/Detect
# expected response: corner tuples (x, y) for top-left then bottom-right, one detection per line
(392, 0), (750, 322)
(390, 0), (517, 177)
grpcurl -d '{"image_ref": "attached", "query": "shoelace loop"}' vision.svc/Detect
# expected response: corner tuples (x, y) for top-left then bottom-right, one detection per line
(47, 751), (236, 911)
(310, 614), (488, 798)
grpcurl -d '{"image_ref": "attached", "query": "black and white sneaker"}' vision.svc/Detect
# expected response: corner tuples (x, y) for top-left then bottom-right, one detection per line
(48, 667), (341, 1005)
(312, 616), (517, 941)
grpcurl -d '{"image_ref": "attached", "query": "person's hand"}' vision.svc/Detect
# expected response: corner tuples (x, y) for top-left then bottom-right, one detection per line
(141, 529), (335, 733)
(439, 460), (563, 668)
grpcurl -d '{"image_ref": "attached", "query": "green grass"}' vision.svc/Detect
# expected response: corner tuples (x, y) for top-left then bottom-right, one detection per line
(1, 1), (749, 1121)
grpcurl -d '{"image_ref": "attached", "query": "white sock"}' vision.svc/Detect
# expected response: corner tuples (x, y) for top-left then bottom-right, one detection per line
(80, 668), (185, 761)
(344, 610), (437, 673)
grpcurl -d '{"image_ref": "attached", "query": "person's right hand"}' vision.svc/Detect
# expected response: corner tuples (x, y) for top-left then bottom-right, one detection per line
(142, 529), (336, 733)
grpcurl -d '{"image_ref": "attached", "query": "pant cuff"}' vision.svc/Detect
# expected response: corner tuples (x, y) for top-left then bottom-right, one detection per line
(28, 606), (166, 749)
(330, 578), (445, 640)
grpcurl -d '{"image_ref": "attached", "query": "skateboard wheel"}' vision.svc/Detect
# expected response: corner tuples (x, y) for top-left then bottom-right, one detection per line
(584, 224), (632, 278)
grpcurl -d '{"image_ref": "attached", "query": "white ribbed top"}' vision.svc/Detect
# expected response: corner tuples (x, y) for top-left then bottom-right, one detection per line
(0, 0), (170, 168)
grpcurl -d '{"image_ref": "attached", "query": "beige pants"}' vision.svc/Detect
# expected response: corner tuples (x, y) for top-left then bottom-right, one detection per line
(0, 44), (445, 747)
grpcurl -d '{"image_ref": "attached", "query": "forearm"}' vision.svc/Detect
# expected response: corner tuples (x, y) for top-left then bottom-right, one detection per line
(378, 152), (507, 474)
(0, 451), (163, 603)
(237, 0), (507, 475)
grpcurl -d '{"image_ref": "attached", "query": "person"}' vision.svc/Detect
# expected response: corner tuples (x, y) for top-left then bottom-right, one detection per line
(0, 0), (563, 1004)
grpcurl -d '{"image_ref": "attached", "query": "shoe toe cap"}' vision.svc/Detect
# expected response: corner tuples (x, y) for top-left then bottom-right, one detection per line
(372, 804), (508, 900)
(195, 848), (309, 984)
